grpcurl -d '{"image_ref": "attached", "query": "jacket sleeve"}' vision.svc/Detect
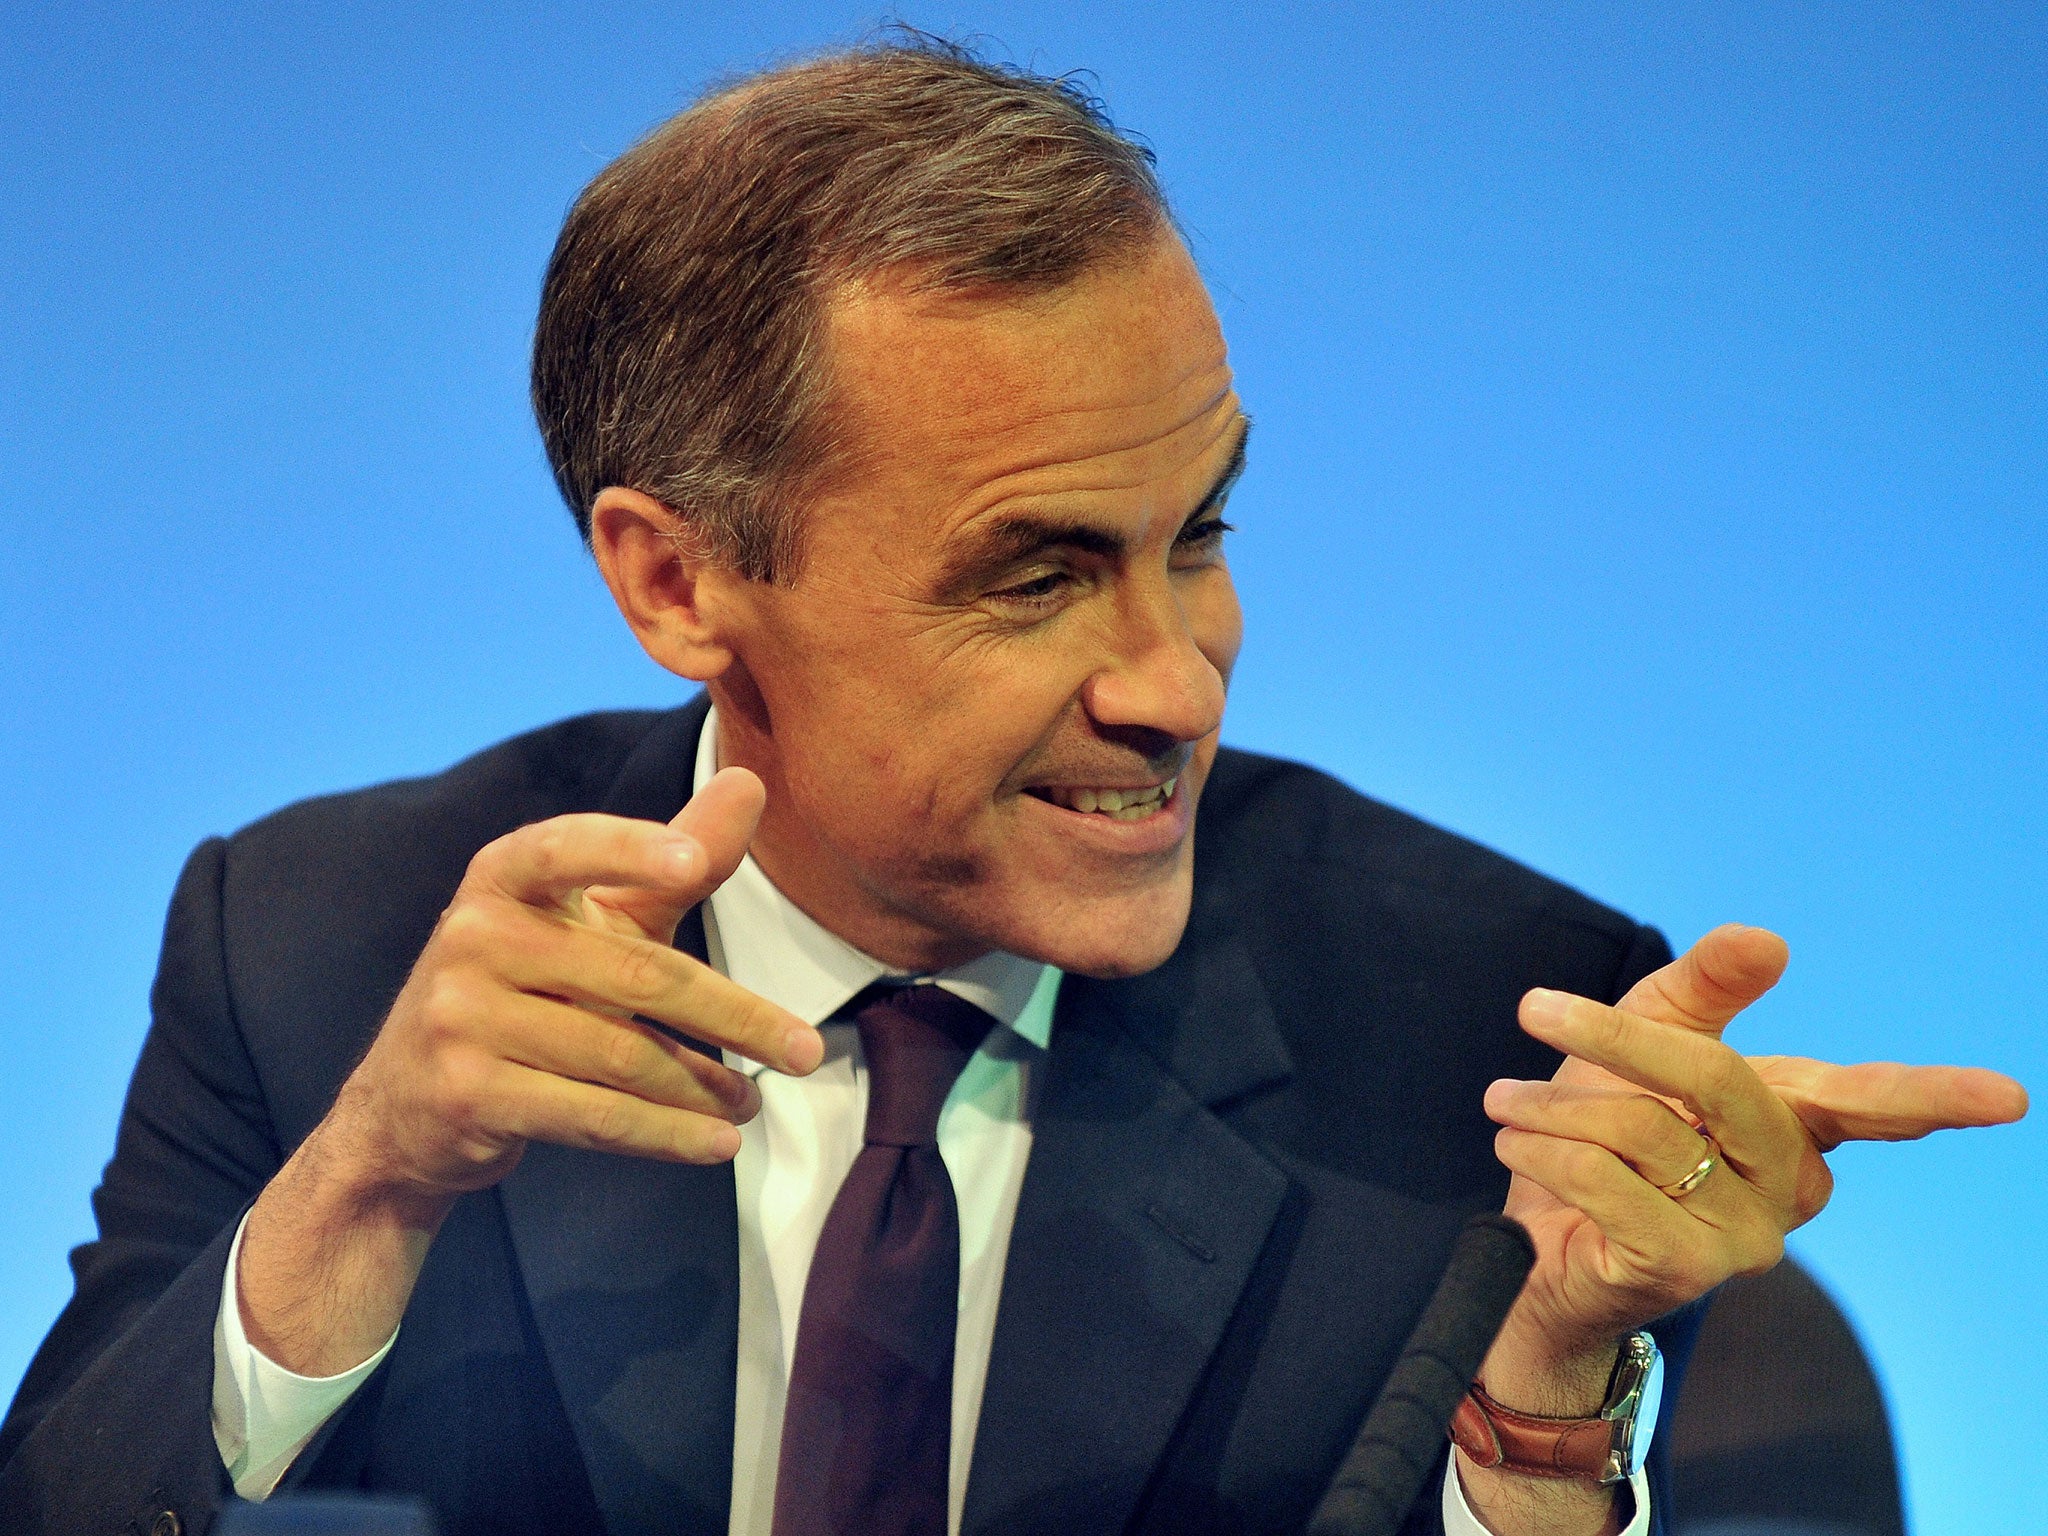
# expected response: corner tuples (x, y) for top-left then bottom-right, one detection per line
(0, 837), (285, 1535)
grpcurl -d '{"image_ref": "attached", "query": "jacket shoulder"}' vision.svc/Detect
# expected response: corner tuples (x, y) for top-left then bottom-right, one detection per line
(1194, 745), (1668, 1202)
(232, 707), (670, 864)
(214, 708), (682, 1140)
(1200, 744), (1642, 944)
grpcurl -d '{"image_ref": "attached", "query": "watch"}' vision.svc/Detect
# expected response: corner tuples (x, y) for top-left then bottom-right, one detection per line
(1448, 1330), (1664, 1485)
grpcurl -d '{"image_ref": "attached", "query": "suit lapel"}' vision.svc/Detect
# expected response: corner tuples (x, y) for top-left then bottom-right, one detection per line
(964, 874), (1297, 1536)
(499, 698), (740, 1536)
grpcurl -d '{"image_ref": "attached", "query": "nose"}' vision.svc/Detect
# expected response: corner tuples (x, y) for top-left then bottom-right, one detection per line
(1079, 576), (1231, 747)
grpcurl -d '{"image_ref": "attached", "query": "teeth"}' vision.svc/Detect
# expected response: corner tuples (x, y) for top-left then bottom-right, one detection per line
(1042, 778), (1178, 818)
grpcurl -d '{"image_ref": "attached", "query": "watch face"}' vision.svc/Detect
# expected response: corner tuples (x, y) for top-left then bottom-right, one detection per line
(1625, 1344), (1667, 1478)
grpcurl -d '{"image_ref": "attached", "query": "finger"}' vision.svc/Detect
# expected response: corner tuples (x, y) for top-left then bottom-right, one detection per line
(495, 1061), (744, 1164)
(489, 990), (761, 1123)
(1617, 924), (1789, 1037)
(497, 911), (823, 1076)
(1495, 1127), (1783, 1288)
(471, 813), (706, 913)
(1520, 989), (1805, 1187)
(1485, 1078), (1710, 1189)
(587, 767), (768, 938)
(1750, 1055), (2030, 1151)
(1493, 1128), (1700, 1274)
(671, 767), (766, 886)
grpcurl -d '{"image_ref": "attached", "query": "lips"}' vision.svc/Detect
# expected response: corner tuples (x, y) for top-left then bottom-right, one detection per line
(1028, 777), (1178, 821)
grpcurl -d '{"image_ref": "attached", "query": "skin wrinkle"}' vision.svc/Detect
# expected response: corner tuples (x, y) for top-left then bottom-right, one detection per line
(932, 426), (1249, 605)
(949, 386), (1244, 490)
(779, 246), (1188, 562)
(822, 255), (1229, 484)
(876, 366), (1236, 517)
(853, 402), (1243, 624)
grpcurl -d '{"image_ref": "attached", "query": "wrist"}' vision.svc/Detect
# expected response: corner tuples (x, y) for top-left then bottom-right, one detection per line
(1450, 1327), (1663, 1534)
(1477, 1320), (1620, 1418)
(237, 1118), (452, 1376)
(297, 1089), (463, 1233)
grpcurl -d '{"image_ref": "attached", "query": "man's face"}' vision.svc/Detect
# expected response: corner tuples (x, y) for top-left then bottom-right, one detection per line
(712, 234), (1245, 978)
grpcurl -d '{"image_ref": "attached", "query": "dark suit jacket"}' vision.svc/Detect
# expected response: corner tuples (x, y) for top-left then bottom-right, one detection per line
(0, 697), (1689, 1536)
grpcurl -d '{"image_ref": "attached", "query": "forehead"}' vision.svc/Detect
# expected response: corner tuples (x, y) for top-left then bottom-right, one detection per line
(816, 237), (1237, 528)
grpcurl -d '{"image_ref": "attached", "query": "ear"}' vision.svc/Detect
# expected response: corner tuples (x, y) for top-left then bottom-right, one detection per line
(588, 486), (741, 682)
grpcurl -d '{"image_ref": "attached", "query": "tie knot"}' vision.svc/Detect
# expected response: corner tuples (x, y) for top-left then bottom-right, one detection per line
(855, 985), (996, 1147)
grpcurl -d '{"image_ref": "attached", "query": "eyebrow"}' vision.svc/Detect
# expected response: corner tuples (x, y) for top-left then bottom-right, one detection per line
(937, 415), (1251, 596)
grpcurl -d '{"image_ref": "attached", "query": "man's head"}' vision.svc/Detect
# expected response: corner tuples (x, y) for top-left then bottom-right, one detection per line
(534, 39), (1246, 979)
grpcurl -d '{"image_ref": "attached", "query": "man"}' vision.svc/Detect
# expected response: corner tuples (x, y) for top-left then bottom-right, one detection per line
(0, 37), (2024, 1536)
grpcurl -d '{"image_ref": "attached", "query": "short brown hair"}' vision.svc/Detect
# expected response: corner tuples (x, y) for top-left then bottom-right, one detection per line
(531, 34), (1171, 581)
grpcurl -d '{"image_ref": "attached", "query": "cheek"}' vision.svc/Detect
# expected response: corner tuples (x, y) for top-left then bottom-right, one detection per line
(754, 602), (961, 758)
(784, 642), (1068, 835)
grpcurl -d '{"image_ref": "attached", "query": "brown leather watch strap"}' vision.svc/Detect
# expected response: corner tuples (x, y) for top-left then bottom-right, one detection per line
(1448, 1382), (1617, 1481)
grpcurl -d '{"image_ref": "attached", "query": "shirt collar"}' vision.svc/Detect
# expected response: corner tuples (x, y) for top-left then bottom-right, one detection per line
(694, 705), (1059, 1073)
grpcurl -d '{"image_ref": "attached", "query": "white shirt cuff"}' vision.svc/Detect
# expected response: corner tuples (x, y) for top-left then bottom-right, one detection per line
(210, 1209), (398, 1500)
(1443, 1454), (1650, 1536)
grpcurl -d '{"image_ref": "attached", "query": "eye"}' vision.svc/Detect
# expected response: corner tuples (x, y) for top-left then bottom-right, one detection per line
(988, 568), (1074, 607)
(1174, 516), (1235, 553)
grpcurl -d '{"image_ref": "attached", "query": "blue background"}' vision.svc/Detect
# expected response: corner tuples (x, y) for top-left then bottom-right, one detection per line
(2, 3), (2039, 1528)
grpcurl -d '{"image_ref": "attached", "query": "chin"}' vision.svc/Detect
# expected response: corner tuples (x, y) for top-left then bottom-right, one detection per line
(993, 875), (1195, 980)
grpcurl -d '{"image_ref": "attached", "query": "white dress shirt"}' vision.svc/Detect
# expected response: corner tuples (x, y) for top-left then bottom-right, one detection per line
(210, 704), (1646, 1535)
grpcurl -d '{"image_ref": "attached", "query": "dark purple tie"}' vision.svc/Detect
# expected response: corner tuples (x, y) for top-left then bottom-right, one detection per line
(772, 985), (996, 1536)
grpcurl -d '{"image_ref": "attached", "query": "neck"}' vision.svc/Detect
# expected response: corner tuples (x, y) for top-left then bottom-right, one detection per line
(707, 683), (993, 975)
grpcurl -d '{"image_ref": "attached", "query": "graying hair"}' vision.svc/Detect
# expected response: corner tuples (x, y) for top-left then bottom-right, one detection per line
(531, 34), (1171, 581)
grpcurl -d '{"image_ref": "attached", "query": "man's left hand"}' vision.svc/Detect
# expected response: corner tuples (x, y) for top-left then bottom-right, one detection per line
(1448, 925), (2025, 1536)
(1482, 923), (2028, 1388)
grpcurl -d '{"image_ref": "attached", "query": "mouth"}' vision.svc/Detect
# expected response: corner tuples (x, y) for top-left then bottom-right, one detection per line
(1024, 777), (1179, 822)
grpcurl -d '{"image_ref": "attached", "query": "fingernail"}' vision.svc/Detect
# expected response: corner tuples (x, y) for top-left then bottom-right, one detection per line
(708, 1124), (741, 1161)
(666, 836), (701, 877)
(782, 1025), (824, 1075)
(1522, 989), (1569, 1027)
(718, 1071), (760, 1116)
(1483, 1078), (1535, 1115)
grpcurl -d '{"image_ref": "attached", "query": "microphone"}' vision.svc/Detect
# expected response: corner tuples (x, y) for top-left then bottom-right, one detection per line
(1305, 1212), (1536, 1536)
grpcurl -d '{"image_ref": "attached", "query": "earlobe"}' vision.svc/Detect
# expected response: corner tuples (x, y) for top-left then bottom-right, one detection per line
(588, 486), (737, 682)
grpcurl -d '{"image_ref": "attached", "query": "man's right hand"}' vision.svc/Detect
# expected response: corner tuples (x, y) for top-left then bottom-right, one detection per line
(236, 766), (820, 1376)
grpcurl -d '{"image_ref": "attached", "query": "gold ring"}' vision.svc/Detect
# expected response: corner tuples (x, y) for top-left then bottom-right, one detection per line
(1659, 1132), (1720, 1200)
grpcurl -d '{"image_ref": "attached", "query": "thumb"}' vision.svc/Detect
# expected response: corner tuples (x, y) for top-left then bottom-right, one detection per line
(668, 766), (767, 891)
(1618, 923), (1789, 1038)
(585, 767), (767, 941)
